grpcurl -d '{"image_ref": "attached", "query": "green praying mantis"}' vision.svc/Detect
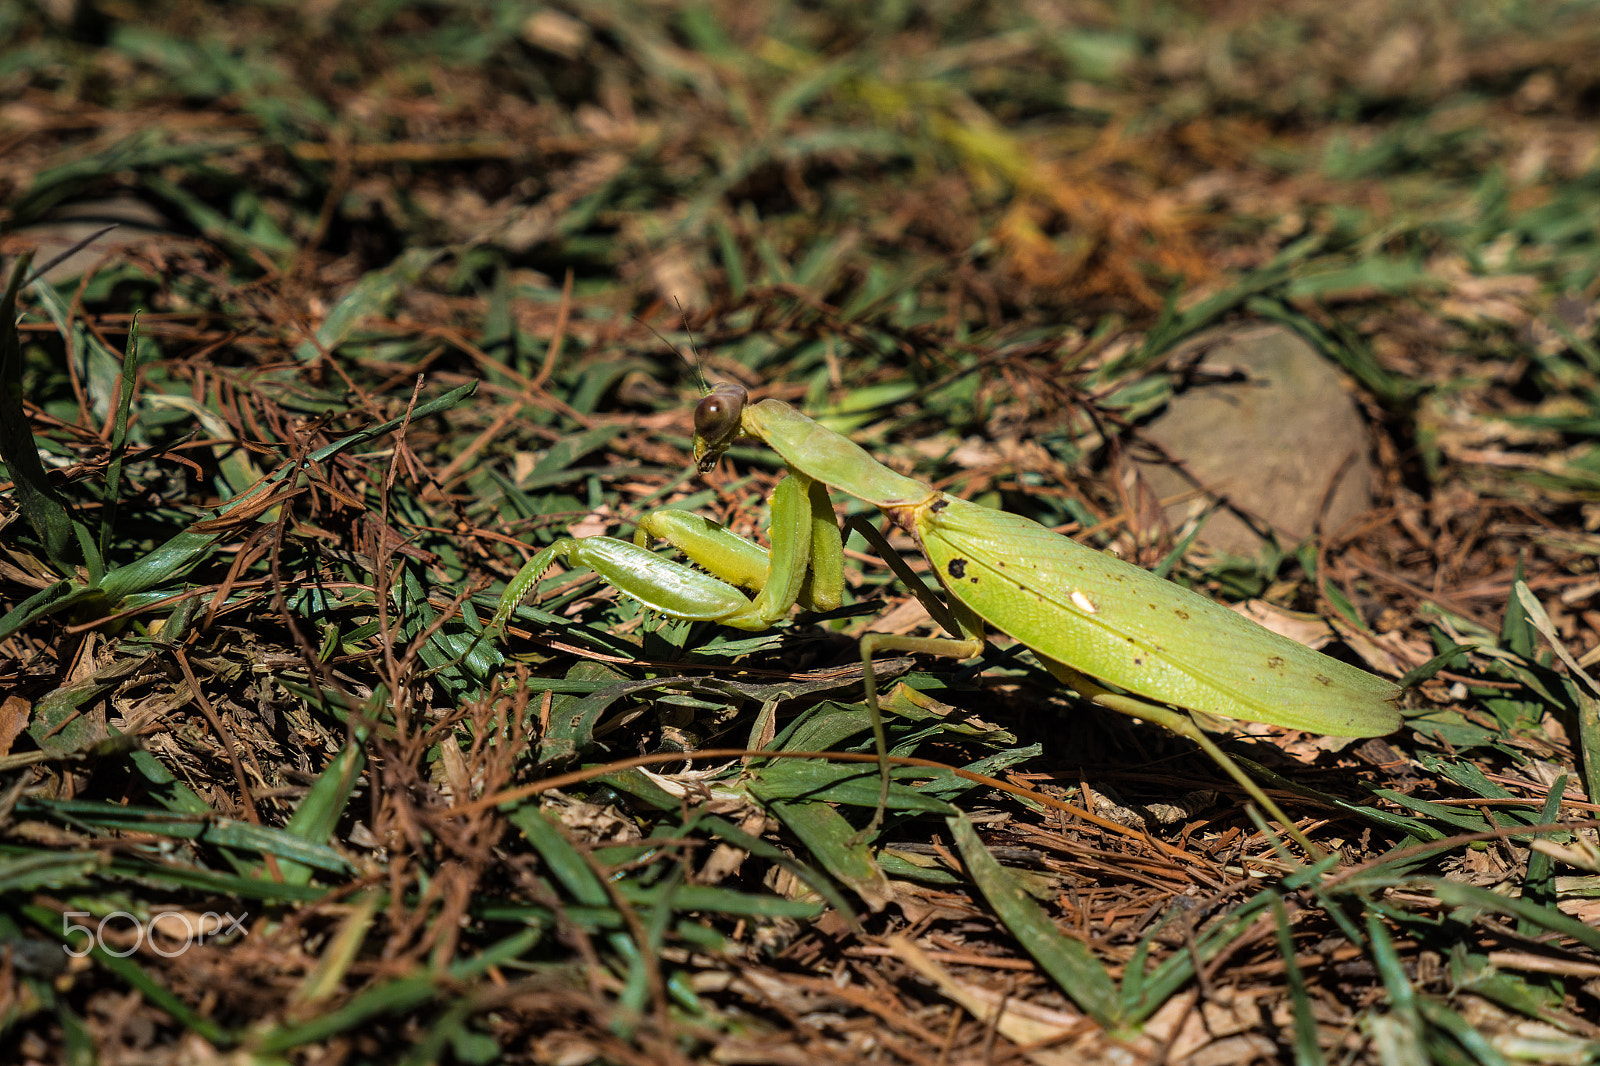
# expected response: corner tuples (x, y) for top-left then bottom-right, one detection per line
(494, 382), (1403, 853)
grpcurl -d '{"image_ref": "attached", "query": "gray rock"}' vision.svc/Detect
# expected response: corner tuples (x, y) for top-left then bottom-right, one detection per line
(9, 196), (176, 285)
(1134, 324), (1375, 558)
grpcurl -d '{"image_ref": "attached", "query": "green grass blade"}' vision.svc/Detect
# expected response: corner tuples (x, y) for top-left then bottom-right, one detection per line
(93, 529), (223, 603)
(690, 813), (860, 925)
(506, 805), (608, 907)
(616, 881), (823, 919)
(617, 864), (681, 1031)
(1424, 877), (1600, 954)
(56, 1003), (94, 1066)
(305, 380), (478, 463)
(255, 974), (437, 1053)
(141, 170), (295, 258)
(18, 798), (352, 873)
(1416, 1000), (1514, 1066)
(1520, 775), (1566, 943)
(1124, 890), (1280, 1021)
(1514, 581), (1600, 803)
(274, 739), (367, 886)
(947, 811), (1121, 1027)
(0, 580), (85, 642)
(1364, 912), (1427, 1066)
(1272, 894), (1326, 1066)
(292, 248), (444, 365)
(0, 254), (81, 572)
(764, 799), (894, 909)
(750, 758), (964, 815)
(99, 855), (334, 902)
(1499, 558), (1535, 659)
(0, 851), (104, 894)
(291, 890), (381, 1007)
(97, 310), (142, 563)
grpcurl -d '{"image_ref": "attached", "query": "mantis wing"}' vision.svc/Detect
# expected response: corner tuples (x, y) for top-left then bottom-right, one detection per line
(914, 495), (1401, 737)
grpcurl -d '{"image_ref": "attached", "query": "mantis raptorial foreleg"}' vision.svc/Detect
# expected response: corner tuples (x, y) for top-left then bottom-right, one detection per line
(629, 486), (956, 838)
(632, 475), (844, 619)
(494, 472), (838, 634)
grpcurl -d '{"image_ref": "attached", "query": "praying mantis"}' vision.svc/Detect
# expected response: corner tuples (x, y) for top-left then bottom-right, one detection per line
(494, 382), (1403, 853)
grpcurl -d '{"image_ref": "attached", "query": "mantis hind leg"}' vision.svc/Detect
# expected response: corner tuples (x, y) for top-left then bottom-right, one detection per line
(848, 516), (986, 841)
(1041, 660), (1328, 859)
(855, 627), (986, 842)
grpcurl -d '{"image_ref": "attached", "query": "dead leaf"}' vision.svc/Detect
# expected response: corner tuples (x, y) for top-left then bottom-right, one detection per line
(0, 695), (30, 757)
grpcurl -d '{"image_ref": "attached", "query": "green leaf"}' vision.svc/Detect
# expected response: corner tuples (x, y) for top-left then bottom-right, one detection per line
(749, 757), (960, 815)
(1500, 557), (1535, 659)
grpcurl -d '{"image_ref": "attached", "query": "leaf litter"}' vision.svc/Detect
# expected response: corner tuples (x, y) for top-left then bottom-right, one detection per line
(2, 1), (1600, 1063)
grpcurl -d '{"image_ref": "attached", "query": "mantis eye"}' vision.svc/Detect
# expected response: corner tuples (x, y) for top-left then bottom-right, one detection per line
(693, 383), (747, 471)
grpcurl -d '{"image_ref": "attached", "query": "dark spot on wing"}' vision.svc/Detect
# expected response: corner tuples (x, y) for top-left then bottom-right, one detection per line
(1175, 608), (1190, 620)
(948, 558), (967, 579)
(931, 499), (948, 512)
(1315, 673), (1333, 687)
(1266, 656), (1285, 669)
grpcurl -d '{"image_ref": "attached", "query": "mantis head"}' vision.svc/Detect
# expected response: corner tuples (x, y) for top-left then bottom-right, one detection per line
(692, 382), (748, 472)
